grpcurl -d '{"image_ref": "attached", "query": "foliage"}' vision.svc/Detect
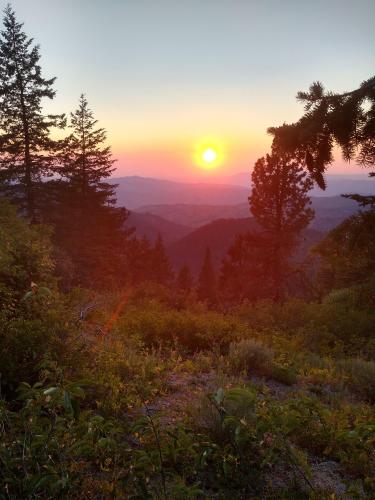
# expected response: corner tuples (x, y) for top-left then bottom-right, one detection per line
(314, 209), (375, 294)
(0, 199), (55, 311)
(0, 5), (65, 220)
(234, 298), (375, 357)
(336, 358), (375, 403)
(197, 246), (217, 305)
(193, 385), (375, 497)
(1, 276), (375, 497)
(227, 339), (274, 377)
(151, 234), (174, 286)
(251, 150), (314, 236)
(49, 95), (129, 287)
(125, 236), (176, 288)
(115, 300), (247, 352)
(0, 379), (131, 498)
(176, 264), (194, 292)
(250, 148), (314, 300)
(0, 199), (64, 393)
(220, 232), (274, 303)
(269, 76), (375, 195)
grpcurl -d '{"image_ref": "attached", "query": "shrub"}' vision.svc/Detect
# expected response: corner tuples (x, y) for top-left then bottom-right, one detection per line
(0, 199), (55, 314)
(227, 339), (274, 377)
(270, 365), (298, 386)
(323, 287), (358, 307)
(234, 298), (375, 358)
(336, 358), (375, 402)
(116, 302), (248, 351)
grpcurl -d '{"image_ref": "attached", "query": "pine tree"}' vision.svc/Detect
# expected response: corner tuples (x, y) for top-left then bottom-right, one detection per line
(315, 210), (375, 293)
(151, 234), (174, 286)
(124, 236), (154, 285)
(0, 5), (64, 221)
(197, 247), (216, 304)
(176, 264), (193, 292)
(269, 76), (375, 198)
(220, 232), (272, 303)
(58, 94), (116, 210)
(54, 95), (128, 287)
(249, 148), (314, 300)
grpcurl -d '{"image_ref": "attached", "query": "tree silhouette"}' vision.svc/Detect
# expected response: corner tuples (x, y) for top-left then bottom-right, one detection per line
(53, 95), (128, 286)
(197, 247), (216, 304)
(125, 236), (153, 285)
(269, 76), (375, 201)
(176, 264), (193, 292)
(250, 148), (314, 300)
(220, 232), (272, 303)
(0, 5), (64, 221)
(58, 94), (116, 210)
(151, 234), (174, 286)
(315, 210), (375, 293)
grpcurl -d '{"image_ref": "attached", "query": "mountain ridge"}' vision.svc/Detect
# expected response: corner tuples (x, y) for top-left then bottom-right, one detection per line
(136, 196), (361, 231)
(110, 174), (375, 209)
(166, 217), (323, 277)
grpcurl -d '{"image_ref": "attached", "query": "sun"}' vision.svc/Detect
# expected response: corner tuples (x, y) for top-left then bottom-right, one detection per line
(194, 138), (225, 170)
(202, 148), (217, 163)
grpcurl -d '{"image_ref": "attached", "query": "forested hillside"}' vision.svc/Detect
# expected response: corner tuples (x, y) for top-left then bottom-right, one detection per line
(167, 218), (323, 276)
(125, 211), (192, 244)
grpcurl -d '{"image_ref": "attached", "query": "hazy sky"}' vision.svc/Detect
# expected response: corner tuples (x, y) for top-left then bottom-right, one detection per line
(5, 0), (375, 180)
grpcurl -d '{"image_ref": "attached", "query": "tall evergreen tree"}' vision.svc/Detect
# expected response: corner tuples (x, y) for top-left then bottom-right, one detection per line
(197, 247), (216, 304)
(54, 95), (128, 287)
(0, 5), (64, 221)
(176, 264), (193, 292)
(125, 236), (154, 286)
(315, 210), (375, 293)
(58, 94), (116, 209)
(220, 232), (272, 304)
(151, 234), (174, 286)
(250, 148), (314, 300)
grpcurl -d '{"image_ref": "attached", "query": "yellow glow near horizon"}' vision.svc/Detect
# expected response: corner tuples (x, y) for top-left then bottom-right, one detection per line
(194, 138), (225, 169)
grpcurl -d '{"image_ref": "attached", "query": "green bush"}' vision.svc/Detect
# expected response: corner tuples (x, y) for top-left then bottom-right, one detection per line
(270, 364), (298, 385)
(0, 199), (55, 314)
(227, 339), (274, 377)
(116, 301), (248, 351)
(235, 298), (375, 357)
(323, 287), (358, 307)
(336, 358), (375, 402)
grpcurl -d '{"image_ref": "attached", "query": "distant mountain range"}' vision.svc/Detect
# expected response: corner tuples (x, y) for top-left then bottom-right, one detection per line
(111, 174), (375, 210)
(136, 196), (361, 232)
(117, 174), (373, 277)
(212, 172), (375, 195)
(137, 203), (250, 227)
(111, 176), (248, 209)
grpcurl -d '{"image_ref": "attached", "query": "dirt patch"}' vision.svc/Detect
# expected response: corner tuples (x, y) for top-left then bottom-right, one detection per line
(140, 371), (217, 425)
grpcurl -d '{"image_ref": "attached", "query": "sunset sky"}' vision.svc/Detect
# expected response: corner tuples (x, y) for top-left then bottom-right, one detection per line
(8, 0), (375, 181)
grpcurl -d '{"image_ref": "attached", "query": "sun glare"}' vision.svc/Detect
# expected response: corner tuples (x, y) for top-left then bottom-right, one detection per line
(194, 138), (225, 170)
(202, 148), (217, 163)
